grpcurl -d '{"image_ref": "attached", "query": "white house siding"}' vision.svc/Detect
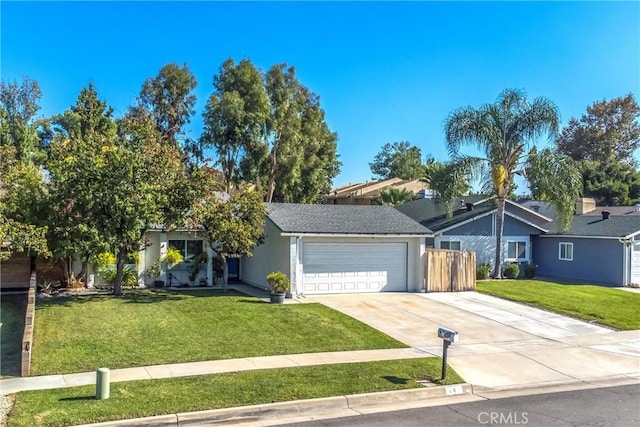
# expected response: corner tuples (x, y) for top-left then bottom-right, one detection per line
(435, 235), (532, 266)
(240, 219), (291, 289)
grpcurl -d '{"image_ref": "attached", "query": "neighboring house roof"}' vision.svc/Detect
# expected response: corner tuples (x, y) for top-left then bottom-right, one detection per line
(396, 196), (552, 233)
(395, 195), (493, 232)
(544, 215), (640, 238)
(518, 200), (558, 220)
(328, 178), (432, 201)
(265, 203), (433, 236)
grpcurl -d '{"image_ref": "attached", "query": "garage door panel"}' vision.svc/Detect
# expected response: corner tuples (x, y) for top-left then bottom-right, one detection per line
(302, 242), (407, 294)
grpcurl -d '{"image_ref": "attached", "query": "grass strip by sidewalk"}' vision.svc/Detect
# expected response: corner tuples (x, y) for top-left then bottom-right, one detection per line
(32, 290), (406, 375)
(477, 280), (640, 330)
(8, 358), (463, 427)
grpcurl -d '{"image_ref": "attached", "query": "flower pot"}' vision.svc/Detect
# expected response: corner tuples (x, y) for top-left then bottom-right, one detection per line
(270, 292), (286, 304)
(153, 280), (165, 289)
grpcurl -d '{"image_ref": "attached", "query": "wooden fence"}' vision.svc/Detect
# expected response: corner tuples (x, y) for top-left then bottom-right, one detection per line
(424, 249), (476, 292)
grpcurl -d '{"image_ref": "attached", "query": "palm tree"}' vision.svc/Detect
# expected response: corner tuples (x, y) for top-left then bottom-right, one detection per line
(443, 89), (581, 278)
(379, 187), (415, 206)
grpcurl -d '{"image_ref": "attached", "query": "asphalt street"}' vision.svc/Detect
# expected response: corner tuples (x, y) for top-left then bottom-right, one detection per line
(283, 384), (640, 427)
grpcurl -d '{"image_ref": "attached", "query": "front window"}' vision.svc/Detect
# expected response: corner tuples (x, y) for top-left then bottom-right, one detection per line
(440, 240), (461, 250)
(507, 241), (527, 261)
(559, 242), (573, 261)
(169, 239), (203, 262)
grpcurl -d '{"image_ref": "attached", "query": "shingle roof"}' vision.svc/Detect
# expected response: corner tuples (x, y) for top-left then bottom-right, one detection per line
(395, 196), (493, 232)
(265, 203), (433, 235)
(545, 215), (640, 238)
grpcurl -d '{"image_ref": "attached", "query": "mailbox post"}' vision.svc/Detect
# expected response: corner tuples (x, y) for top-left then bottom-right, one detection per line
(437, 327), (459, 380)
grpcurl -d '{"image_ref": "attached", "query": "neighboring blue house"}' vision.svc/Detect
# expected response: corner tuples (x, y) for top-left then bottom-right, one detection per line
(396, 195), (551, 268)
(529, 200), (640, 287)
(397, 196), (640, 287)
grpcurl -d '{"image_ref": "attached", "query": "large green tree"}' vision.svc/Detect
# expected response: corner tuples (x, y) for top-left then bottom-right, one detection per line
(370, 141), (423, 180)
(137, 63), (197, 146)
(556, 94), (639, 165)
(255, 64), (339, 203)
(48, 84), (192, 294)
(188, 176), (266, 289)
(580, 160), (640, 206)
(201, 59), (340, 202)
(46, 84), (119, 284)
(442, 89), (581, 278)
(200, 58), (269, 193)
(0, 145), (49, 260)
(0, 77), (45, 163)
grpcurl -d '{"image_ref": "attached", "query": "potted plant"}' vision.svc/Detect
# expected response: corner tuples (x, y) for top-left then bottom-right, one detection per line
(266, 271), (290, 304)
(145, 260), (164, 288)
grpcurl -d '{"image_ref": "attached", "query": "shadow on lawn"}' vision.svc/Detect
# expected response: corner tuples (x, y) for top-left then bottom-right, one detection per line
(382, 376), (410, 385)
(35, 289), (249, 308)
(0, 293), (28, 377)
(59, 396), (96, 401)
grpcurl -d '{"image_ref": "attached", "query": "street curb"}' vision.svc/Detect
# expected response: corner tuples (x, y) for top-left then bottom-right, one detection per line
(73, 383), (474, 426)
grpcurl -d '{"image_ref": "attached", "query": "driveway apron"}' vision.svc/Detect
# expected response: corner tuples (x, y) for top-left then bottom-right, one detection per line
(308, 292), (640, 389)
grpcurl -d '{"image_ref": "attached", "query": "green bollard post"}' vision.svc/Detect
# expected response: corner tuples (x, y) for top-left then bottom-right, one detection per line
(96, 368), (110, 400)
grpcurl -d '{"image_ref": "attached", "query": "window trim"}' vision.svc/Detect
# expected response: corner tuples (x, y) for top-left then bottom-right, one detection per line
(559, 242), (573, 261)
(440, 240), (461, 251)
(506, 240), (528, 262)
(168, 239), (204, 263)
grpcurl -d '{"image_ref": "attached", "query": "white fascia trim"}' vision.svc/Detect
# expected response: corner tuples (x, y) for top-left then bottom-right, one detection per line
(539, 234), (624, 240)
(623, 230), (640, 240)
(503, 210), (549, 232)
(436, 209), (497, 235)
(505, 200), (553, 222)
(280, 232), (433, 238)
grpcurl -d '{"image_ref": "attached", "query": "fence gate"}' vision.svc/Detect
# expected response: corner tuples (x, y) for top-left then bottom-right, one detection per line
(424, 249), (476, 292)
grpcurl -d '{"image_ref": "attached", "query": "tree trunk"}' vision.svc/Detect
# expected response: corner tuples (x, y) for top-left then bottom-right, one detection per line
(493, 197), (506, 279)
(113, 248), (127, 296)
(221, 254), (228, 292)
(265, 136), (280, 203)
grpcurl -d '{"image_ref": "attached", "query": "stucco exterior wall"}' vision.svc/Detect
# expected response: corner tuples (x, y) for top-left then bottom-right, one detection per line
(533, 236), (624, 286)
(241, 218), (290, 289)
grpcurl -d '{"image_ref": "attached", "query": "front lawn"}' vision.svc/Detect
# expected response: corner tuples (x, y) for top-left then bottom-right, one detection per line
(0, 294), (28, 377)
(477, 280), (640, 330)
(8, 358), (463, 427)
(32, 290), (406, 375)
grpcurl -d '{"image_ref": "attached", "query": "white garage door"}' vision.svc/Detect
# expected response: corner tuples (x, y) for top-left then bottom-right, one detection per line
(631, 244), (640, 285)
(302, 242), (407, 294)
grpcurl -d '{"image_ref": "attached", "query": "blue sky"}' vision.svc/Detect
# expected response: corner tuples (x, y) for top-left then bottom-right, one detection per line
(2, 2), (639, 190)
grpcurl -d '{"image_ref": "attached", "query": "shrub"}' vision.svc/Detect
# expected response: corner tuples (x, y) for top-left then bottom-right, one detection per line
(502, 263), (520, 279)
(165, 248), (184, 266)
(97, 265), (138, 290)
(476, 263), (491, 280)
(524, 263), (537, 279)
(266, 271), (290, 294)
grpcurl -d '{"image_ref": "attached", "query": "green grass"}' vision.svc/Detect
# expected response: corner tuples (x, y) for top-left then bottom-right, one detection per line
(477, 280), (640, 330)
(32, 289), (406, 375)
(8, 358), (462, 427)
(0, 294), (28, 377)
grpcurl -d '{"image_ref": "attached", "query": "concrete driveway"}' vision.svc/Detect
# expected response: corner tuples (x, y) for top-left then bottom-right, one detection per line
(308, 292), (640, 389)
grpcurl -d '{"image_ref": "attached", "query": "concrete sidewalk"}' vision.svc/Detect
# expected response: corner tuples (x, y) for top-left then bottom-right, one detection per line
(0, 347), (430, 394)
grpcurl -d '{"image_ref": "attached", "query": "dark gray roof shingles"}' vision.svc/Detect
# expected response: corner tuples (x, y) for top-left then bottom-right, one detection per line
(265, 203), (432, 235)
(395, 196), (493, 232)
(546, 215), (640, 238)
